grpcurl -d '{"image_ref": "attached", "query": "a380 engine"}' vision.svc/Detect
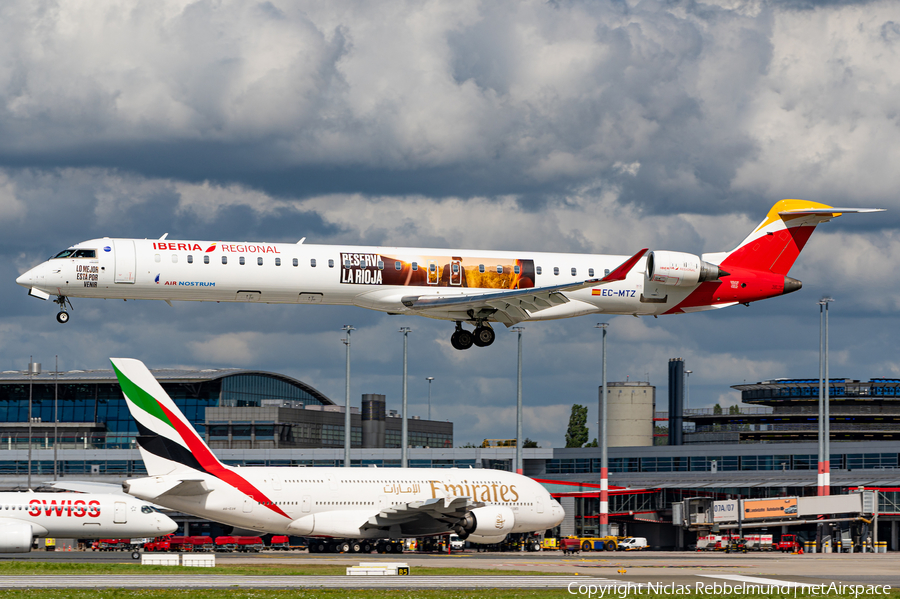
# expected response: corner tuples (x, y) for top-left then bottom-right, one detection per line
(0, 522), (33, 553)
(645, 251), (728, 288)
(454, 505), (515, 543)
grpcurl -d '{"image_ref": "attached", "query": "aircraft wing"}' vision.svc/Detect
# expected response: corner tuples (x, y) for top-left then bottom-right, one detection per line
(399, 249), (647, 326)
(123, 477), (212, 500)
(361, 496), (482, 532)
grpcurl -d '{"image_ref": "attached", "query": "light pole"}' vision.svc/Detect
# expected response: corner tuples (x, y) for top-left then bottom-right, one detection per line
(54, 355), (58, 480)
(426, 377), (434, 421)
(27, 358), (40, 490)
(342, 325), (355, 468)
(511, 327), (524, 474)
(822, 298), (833, 497)
(595, 323), (609, 538)
(400, 327), (411, 468)
(684, 370), (692, 413)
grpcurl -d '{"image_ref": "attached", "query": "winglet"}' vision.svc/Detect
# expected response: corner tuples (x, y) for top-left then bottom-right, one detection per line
(599, 249), (649, 283)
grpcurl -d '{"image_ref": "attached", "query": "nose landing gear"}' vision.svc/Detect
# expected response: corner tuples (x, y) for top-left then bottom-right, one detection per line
(54, 295), (72, 324)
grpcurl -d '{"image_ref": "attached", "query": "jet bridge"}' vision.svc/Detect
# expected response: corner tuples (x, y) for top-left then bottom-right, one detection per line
(673, 490), (878, 532)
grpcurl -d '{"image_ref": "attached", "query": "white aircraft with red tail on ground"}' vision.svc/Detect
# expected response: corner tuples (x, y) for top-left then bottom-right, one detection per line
(16, 200), (882, 349)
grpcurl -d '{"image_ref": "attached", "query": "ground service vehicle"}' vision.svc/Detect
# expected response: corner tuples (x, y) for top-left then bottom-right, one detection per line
(236, 537), (265, 553)
(269, 535), (290, 550)
(576, 536), (619, 551)
(618, 537), (648, 551)
(776, 534), (802, 553)
(449, 534), (465, 550)
(541, 537), (558, 551)
(214, 536), (237, 552)
(560, 538), (581, 554)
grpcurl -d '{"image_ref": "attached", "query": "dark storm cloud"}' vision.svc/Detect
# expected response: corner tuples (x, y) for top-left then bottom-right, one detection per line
(1, 0), (899, 446)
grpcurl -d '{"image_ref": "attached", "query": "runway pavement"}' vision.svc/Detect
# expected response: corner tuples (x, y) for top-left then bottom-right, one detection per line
(0, 551), (897, 590)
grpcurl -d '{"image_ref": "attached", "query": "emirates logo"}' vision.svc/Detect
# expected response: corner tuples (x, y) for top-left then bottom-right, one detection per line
(495, 514), (506, 529)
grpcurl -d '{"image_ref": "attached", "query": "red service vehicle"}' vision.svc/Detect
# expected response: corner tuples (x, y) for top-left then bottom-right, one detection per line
(269, 536), (290, 551)
(214, 536), (237, 552)
(776, 534), (802, 553)
(94, 539), (130, 552)
(168, 536), (195, 552)
(560, 538), (581, 555)
(144, 535), (174, 552)
(236, 536), (265, 553)
(187, 536), (214, 552)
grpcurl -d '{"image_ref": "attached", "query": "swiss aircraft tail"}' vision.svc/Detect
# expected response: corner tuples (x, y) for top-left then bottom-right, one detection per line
(705, 200), (883, 275)
(111, 357), (226, 477)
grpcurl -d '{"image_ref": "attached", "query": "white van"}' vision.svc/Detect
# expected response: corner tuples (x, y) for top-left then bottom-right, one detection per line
(618, 537), (648, 551)
(449, 534), (465, 550)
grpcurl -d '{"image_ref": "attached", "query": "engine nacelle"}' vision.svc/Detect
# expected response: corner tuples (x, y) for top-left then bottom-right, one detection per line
(646, 251), (727, 288)
(466, 534), (508, 544)
(454, 505), (515, 540)
(0, 522), (33, 553)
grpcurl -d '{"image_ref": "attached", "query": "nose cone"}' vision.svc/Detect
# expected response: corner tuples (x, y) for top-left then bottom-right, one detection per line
(16, 268), (34, 287)
(159, 514), (178, 534)
(550, 499), (565, 527)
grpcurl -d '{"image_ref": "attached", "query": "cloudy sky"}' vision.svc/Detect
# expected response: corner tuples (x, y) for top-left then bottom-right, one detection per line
(3, 0), (899, 448)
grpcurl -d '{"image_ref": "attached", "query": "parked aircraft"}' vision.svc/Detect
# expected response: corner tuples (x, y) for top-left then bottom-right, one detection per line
(0, 491), (176, 552)
(112, 357), (564, 544)
(16, 201), (881, 349)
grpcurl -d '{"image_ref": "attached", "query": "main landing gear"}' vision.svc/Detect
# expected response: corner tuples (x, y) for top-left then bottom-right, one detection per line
(54, 295), (72, 324)
(450, 322), (495, 350)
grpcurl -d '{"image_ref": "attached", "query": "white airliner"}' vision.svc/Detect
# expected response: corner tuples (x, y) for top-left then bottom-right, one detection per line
(0, 492), (176, 553)
(112, 358), (564, 545)
(16, 200), (882, 349)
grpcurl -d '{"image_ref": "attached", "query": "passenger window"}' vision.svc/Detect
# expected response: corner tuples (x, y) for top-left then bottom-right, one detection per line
(239, 257), (245, 265)
(311, 259), (317, 268)
(172, 254), (178, 263)
(536, 266), (542, 275)
(360, 260), (367, 269)
(275, 258), (281, 266)
(495, 265), (502, 274)
(604, 269), (610, 277)
(344, 260), (351, 268)
(204, 255), (210, 264)
(571, 267), (576, 276)
(293, 258), (299, 267)
(479, 264), (485, 273)
(258, 257), (263, 266)
(514, 265), (520, 274)
(589, 268), (594, 277)
(412, 262), (418, 271)
(395, 261), (402, 270)
(553, 267), (559, 275)
(329, 259), (335, 268)
(187, 255), (193, 264)
(155, 254), (161, 263)
(377, 261), (384, 270)
(429, 263), (436, 273)
(222, 256), (227, 264)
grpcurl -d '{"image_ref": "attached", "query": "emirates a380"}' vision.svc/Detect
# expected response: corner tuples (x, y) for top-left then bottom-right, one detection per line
(113, 358), (564, 545)
(16, 201), (882, 350)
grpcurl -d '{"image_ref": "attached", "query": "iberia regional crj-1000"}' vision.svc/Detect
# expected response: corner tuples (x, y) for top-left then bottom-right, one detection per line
(16, 200), (883, 350)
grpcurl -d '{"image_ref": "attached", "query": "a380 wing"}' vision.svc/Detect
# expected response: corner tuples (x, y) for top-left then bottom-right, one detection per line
(361, 496), (482, 532)
(399, 249), (647, 325)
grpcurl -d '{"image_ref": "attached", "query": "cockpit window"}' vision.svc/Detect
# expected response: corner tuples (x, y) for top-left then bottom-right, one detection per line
(141, 505), (154, 514)
(52, 249), (76, 259)
(73, 249), (96, 258)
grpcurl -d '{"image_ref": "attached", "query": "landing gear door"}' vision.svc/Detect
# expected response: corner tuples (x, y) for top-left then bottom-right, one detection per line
(113, 240), (136, 284)
(450, 259), (462, 286)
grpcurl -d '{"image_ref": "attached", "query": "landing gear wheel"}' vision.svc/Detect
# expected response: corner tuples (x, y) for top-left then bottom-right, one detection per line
(363, 543), (372, 553)
(473, 326), (495, 347)
(351, 542), (362, 553)
(131, 551), (141, 560)
(451, 329), (474, 350)
(383, 543), (394, 553)
(338, 542), (351, 553)
(56, 311), (69, 324)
